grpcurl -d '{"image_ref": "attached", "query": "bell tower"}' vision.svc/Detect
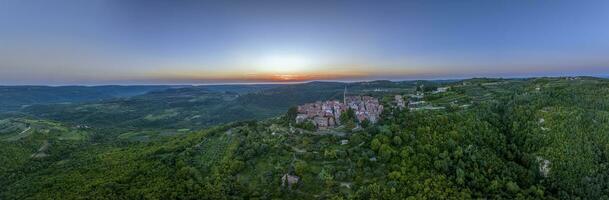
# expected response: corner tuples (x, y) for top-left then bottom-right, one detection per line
(343, 85), (347, 105)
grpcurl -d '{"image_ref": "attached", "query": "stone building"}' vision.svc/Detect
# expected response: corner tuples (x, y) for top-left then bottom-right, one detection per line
(295, 96), (383, 129)
(281, 174), (300, 188)
(394, 95), (405, 109)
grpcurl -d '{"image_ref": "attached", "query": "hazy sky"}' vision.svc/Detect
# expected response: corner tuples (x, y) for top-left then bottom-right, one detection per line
(1, 0), (609, 85)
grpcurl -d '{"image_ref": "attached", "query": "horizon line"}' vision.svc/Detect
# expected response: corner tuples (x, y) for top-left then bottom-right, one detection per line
(1, 74), (608, 87)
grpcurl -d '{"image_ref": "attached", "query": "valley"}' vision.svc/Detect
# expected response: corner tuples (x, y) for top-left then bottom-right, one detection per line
(1, 77), (608, 199)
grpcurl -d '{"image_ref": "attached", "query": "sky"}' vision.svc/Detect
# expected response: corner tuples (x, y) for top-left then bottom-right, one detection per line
(1, 0), (608, 85)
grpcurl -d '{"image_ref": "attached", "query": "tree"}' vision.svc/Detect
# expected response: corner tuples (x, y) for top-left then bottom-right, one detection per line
(285, 106), (298, 124)
(371, 138), (381, 151)
(319, 168), (335, 188)
(341, 108), (357, 129)
(378, 144), (394, 160)
(340, 108), (356, 123)
(361, 119), (371, 128)
(296, 120), (316, 131)
(392, 136), (403, 146)
(294, 160), (308, 175)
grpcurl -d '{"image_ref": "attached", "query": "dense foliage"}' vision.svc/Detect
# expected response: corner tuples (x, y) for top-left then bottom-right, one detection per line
(1, 77), (608, 199)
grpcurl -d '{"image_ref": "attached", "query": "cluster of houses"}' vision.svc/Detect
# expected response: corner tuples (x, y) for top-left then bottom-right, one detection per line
(294, 86), (451, 129)
(394, 87), (450, 110)
(393, 93), (426, 110)
(295, 96), (383, 129)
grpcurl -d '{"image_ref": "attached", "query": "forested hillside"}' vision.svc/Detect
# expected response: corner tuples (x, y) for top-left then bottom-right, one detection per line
(20, 81), (416, 130)
(0, 85), (181, 112)
(1, 77), (608, 199)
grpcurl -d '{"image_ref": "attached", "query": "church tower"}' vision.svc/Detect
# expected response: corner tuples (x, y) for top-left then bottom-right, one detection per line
(343, 85), (347, 105)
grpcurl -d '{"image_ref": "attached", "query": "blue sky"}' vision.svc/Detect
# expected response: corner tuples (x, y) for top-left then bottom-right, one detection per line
(1, 0), (608, 85)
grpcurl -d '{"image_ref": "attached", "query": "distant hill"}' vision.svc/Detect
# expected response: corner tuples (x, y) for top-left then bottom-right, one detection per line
(19, 81), (421, 130)
(236, 80), (418, 113)
(0, 84), (285, 113)
(0, 85), (179, 112)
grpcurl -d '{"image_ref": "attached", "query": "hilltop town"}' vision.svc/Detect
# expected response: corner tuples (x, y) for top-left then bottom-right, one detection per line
(2, 77), (608, 199)
(295, 95), (383, 129)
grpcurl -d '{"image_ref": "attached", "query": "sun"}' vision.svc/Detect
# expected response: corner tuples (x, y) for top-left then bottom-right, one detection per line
(256, 54), (312, 74)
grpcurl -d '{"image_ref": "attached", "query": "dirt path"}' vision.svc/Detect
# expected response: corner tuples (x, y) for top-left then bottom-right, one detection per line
(340, 182), (353, 189)
(31, 140), (50, 158)
(292, 146), (306, 153)
(19, 127), (31, 135)
(6, 127), (32, 141)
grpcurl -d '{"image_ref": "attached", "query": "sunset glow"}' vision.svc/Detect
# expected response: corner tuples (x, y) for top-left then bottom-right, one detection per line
(2, 1), (609, 198)
(256, 54), (314, 74)
(1, 0), (608, 85)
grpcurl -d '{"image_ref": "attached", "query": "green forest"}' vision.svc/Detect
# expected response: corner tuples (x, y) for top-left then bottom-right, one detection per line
(1, 77), (609, 199)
